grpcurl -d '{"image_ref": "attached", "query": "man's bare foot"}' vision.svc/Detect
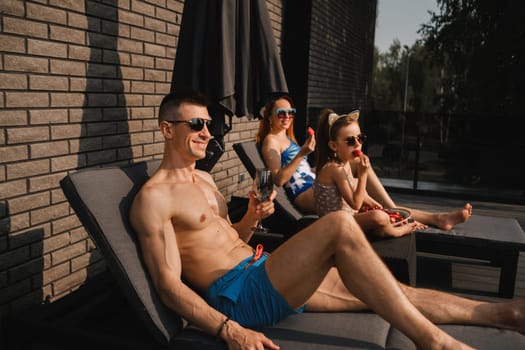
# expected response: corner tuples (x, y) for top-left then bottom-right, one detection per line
(445, 338), (475, 350)
(437, 203), (472, 230)
(430, 331), (475, 350)
(497, 296), (525, 334)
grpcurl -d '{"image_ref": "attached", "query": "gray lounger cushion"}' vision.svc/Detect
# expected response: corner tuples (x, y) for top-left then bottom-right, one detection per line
(60, 159), (392, 349)
(60, 160), (525, 349)
(60, 160), (181, 345)
(387, 324), (525, 349)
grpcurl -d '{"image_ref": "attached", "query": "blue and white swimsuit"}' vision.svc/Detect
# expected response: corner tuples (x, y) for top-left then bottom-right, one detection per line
(281, 139), (316, 201)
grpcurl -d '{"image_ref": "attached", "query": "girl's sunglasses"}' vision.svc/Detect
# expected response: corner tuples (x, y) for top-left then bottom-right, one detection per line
(166, 118), (213, 131)
(344, 133), (367, 146)
(274, 108), (296, 119)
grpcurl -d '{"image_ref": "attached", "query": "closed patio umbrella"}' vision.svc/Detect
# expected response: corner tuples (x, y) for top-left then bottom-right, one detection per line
(171, 0), (288, 171)
(171, 0), (288, 121)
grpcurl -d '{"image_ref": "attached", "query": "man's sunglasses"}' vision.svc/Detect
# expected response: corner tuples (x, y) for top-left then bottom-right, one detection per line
(166, 118), (213, 131)
(274, 108), (296, 119)
(344, 133), (367, 146)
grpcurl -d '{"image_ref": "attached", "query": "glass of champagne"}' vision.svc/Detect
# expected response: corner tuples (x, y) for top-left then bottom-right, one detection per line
(252, 168), (273, 234)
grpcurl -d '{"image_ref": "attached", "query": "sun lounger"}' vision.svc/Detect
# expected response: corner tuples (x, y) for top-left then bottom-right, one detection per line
(11, 159), (520, 349)
(233, 140), (416, 285)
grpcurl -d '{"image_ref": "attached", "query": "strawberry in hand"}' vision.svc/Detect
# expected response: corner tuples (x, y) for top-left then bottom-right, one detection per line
(352, 150), (363, 157)
(307, 126), (315, 137)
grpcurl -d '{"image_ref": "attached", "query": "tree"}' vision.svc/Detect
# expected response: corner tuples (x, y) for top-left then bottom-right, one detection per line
(420, 0), (525, 115)
(371, 39), (404, 111)
(371, 40), (441, 114)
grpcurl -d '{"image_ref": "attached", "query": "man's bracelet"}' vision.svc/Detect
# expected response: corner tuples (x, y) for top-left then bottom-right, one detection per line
(216, 317), (230, 338)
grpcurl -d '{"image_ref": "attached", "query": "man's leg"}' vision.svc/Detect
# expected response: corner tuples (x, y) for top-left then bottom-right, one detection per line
(265, 211), (471, 349)
(305, 269), (525, 334)
(401, 285), (525, 333)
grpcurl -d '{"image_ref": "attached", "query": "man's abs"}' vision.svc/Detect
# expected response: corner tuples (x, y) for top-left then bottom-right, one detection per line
(176, 219), (254, 292)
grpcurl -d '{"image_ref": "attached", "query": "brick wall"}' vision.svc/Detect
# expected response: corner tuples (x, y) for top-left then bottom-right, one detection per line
(0, 0), (375, 328)
(308, 0), (376, 114)
(0, 0), (283, 322)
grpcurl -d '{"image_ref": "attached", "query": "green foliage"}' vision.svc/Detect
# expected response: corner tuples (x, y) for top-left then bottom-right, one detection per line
(373, 0), (525, 115)
(420, 0), (525, 114)
(371, 40), (441, 113)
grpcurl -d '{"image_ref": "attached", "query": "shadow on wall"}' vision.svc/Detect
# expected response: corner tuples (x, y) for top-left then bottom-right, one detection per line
(0, 200), (45, 345)
(0, 1), (133, 344)
(81, 1), (131, 279)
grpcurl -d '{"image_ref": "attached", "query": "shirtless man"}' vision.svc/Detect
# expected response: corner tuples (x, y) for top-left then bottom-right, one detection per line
(130, 90), (524, 350)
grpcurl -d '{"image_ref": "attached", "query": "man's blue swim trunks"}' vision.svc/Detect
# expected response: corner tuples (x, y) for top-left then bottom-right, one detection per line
(205, 247), (305, 328)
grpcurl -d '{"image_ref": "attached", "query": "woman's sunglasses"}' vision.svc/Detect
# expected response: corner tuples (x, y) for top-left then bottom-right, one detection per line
(274, 108), (296, 119)
(166, 118), (213, 131)
(344, 133), (367, 146)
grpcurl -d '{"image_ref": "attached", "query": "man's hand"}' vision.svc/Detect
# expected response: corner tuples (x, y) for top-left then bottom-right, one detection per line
(249, 190), (276, 220)
(222, 319), (280, 350)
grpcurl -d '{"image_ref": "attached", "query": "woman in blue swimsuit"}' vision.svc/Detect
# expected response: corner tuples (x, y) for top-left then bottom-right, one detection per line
(256, 94), (317, 214)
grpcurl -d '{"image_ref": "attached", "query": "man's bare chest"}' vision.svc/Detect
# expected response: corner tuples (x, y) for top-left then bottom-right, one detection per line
(168, 183), (228, 230)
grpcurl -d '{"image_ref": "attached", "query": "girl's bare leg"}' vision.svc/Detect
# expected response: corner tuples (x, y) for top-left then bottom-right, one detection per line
(409, 203), (472, 230)
(355, 210), (416, 238)
(361, 164), (472, 230)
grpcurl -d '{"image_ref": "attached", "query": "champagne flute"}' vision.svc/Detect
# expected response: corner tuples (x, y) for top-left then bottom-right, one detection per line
(252, 168), (273, 234)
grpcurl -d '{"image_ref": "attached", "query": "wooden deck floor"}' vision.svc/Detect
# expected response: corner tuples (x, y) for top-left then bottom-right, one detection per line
(389, 189), (525, 300)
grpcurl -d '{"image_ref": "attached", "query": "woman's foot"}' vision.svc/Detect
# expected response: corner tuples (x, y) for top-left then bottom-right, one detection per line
(437, 203), (472, 230)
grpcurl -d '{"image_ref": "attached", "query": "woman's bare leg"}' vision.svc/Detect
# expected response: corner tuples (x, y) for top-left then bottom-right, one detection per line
(294, 188), (316, 214)
(265, 211), (472, 349)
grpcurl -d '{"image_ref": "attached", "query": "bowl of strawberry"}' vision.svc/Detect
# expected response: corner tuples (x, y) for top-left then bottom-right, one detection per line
(359, 206), (411, 227)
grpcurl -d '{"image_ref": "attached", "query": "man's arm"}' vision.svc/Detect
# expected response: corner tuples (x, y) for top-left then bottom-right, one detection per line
(130, 187), (279, 349)
(130, 189), (226, 335)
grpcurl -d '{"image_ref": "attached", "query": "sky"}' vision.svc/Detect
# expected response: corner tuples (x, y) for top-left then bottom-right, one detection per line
(374, 0), (439, 53)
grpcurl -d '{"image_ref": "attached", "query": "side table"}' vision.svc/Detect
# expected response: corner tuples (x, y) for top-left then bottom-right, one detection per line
(416, 215), (525, 298)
